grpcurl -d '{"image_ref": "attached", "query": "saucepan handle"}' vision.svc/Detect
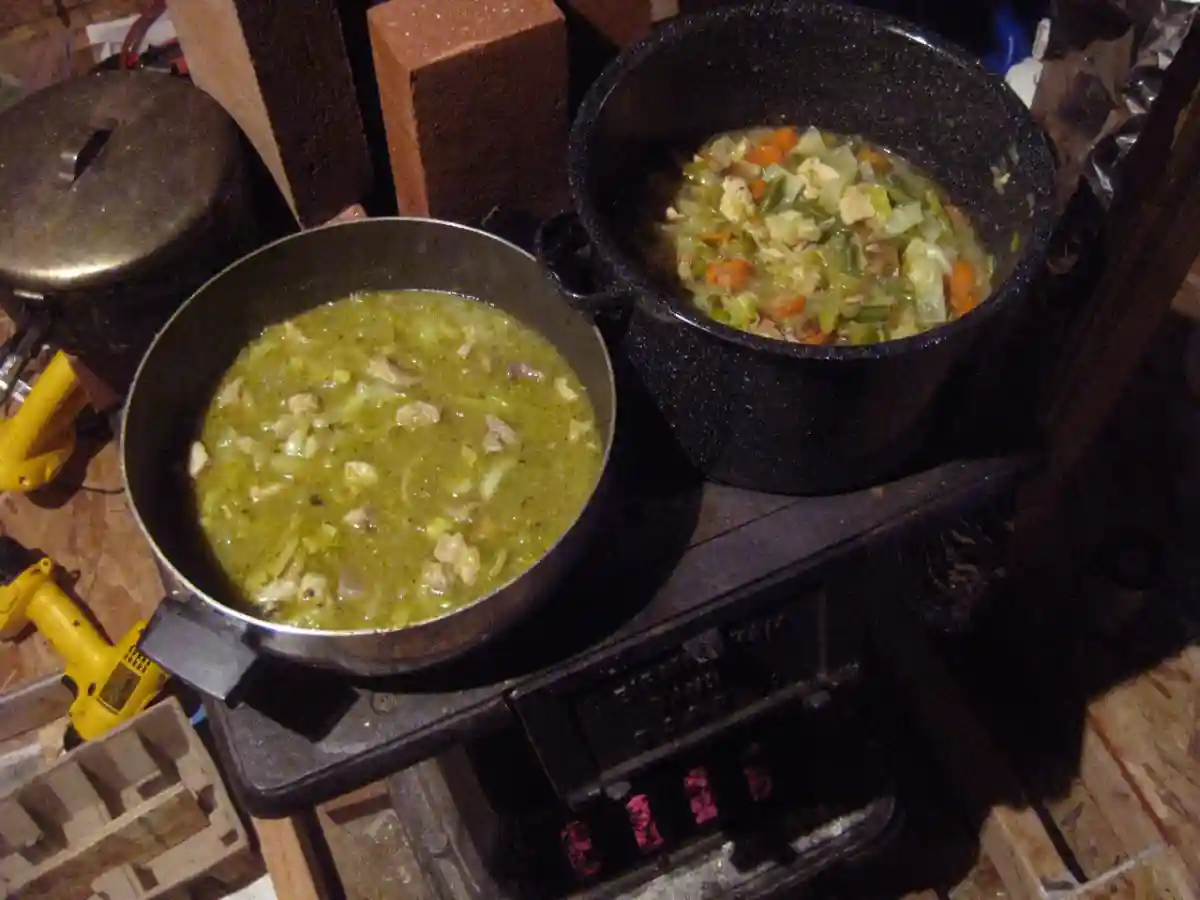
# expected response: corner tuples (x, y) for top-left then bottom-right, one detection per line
(140, 597), (261, 705)
(535, 211), (634, 316)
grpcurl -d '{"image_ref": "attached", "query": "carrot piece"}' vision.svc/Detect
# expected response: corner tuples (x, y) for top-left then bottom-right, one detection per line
(700, 230), (733, 245)
(745, 143), (785, 168)
(948, 259), (977, 315)
(749, 179), (768, 200)
(705, 259), (754, 292)
(768, 127), (799, 153)
(857, 147), (891, 171)
(770, 296), (807, 319)
(803, 329), (831, 345)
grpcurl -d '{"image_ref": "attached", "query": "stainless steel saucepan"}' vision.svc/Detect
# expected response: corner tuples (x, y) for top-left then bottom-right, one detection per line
(123, 218), (616, 679)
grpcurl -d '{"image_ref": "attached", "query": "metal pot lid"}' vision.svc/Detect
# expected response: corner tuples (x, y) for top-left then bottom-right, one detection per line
(0, 70), (243, 296)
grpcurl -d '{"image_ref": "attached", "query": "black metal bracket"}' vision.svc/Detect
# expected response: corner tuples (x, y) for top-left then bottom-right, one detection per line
(140, 597), (261, 704)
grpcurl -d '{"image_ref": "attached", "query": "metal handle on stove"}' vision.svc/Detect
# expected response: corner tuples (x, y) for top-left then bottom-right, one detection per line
(140, 596), (261, 704)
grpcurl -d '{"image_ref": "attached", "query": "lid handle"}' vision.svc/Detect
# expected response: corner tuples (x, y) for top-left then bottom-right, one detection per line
(56, 119), (118, 188)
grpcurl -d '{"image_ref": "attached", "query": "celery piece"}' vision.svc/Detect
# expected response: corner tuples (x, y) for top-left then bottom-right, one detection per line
(846, 322), (881, 344)
(866, 184), (893, 219)
(818, 304), (840, 335)
(762, 177), (788, 213)
(724, 293), (759, 330)
(855, 306), (892, 323)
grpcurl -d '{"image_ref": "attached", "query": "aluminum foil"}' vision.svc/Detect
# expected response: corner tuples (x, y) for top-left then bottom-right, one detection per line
(1032, 0), (1200, 208)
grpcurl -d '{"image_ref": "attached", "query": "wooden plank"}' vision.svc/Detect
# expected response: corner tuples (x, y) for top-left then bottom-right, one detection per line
(44, 763), (109, 842)
(0, 796), (41, 847)
(1173, 260), (1200, 322)
(869, 602), (1076, 900)
(1073, 848), (1199, 899)
(317, 794), (428, 900)
(0, 673), (72, 743)
(948, 854), (1010, 900)
(318, 780), (391, 827)
(103, 730), (162, 795)
(1086, 647), (1200, 888)
(1077, 727), (1169, 859)
(253, 814), (334, 900)
(1041, 779), (1126, 882)
(19, 782), (207, 900)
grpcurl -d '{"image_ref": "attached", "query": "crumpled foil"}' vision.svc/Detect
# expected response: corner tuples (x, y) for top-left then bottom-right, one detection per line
(1032, 0), (1200, 209)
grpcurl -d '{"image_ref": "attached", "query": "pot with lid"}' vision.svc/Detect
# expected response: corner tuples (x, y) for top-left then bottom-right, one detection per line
(0, 69), (265, 491)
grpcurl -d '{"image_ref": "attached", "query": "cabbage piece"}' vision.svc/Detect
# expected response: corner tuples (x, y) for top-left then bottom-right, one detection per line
(902, 238), (951, 324)
(824, 145), (859, 179)
(838, 184), (876, 225)
(811, 146), (856, 215)
(797, 127), (827, 156)
(880, 201), (925, 237)
(706, 136), (739, 168)
(684, 160), (721, 186)
(765, 210), (822, 246)
(719, 177), (756, 222)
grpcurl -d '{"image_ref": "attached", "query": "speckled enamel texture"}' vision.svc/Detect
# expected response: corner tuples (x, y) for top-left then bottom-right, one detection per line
(565, 0), (1058, 495)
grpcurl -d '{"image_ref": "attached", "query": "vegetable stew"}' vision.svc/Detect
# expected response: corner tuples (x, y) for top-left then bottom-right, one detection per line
(189, 290), (604, 631)
(659, 126), (995, 345)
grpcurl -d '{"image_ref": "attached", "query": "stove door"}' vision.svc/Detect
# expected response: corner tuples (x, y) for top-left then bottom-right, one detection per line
(510, 550), (870, 806)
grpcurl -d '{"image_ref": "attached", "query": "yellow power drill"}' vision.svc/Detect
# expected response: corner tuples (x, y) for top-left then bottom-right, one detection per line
(0, 536), (168, 743)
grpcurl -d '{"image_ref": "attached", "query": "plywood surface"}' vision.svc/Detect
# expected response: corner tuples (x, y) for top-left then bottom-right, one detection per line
(0, 437), (164, 699)
(1087, 646), (1200, 889)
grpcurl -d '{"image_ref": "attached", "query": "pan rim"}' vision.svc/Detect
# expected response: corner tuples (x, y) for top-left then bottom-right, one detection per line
(121, 216), (619, 642)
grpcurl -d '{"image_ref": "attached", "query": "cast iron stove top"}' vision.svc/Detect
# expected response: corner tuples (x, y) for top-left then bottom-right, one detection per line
(195, 436), (1022, 815)
(149, 210), (1026, 818)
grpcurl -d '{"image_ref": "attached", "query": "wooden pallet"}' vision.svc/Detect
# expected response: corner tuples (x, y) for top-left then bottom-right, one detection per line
(0, 698), (254, 900)
(874, 600), (1200, 900)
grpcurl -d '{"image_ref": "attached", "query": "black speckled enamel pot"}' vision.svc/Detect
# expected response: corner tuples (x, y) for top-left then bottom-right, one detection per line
(540, 0), (1058, 496)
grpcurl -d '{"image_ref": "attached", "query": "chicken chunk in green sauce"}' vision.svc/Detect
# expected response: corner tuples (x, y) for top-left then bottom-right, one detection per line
(190, 290), (603, 631)
(660, 125), (995, 345)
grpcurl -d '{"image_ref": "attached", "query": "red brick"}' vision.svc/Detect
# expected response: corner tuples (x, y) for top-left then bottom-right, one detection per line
(368, 0), (568, 222)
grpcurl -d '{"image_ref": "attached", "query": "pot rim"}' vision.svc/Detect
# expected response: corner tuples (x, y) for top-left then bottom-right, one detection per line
(568, 0), (1059, 362)
(121, 216), (618, 640)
